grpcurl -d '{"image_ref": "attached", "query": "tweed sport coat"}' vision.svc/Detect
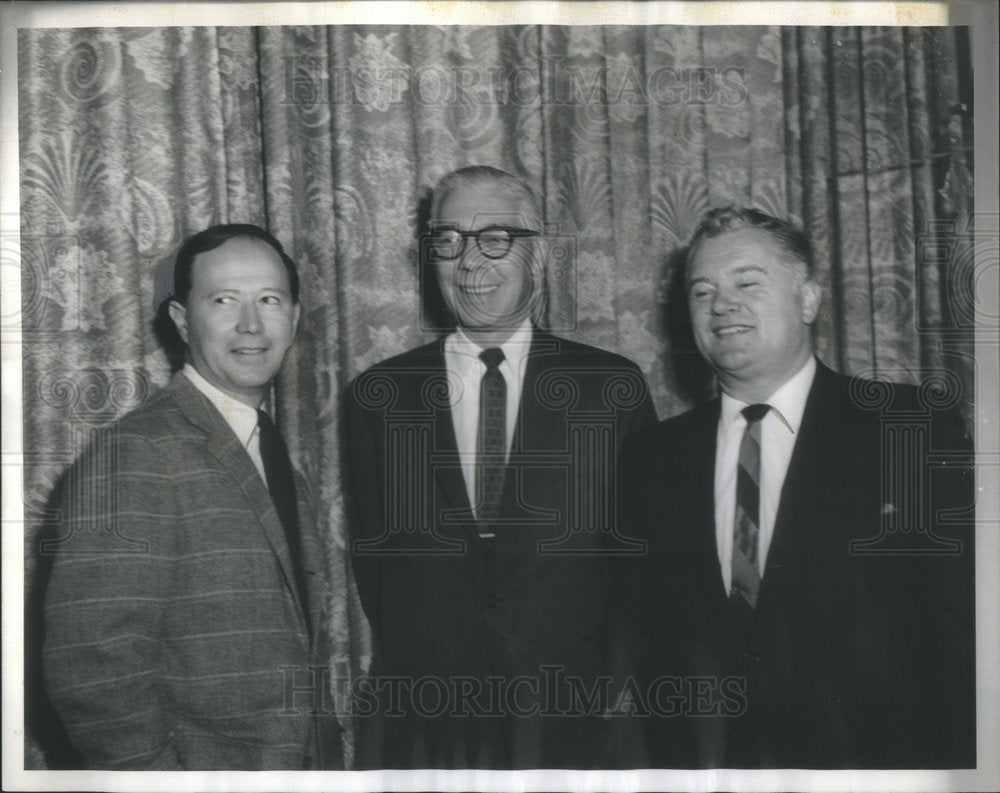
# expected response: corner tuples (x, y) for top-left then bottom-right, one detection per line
(42, 373), (339, 769)
(622, 362), (976, 768)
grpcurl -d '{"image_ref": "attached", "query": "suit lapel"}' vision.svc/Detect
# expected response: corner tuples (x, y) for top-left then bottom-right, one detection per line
(294, 472), (325, 646)
(509, 331), (561, 457)
(689, 400), (732, 614)
(758, 364), (837, 612)
(167, 374), (311, 636)
(493, 333), (566, 552)
(419, 343), (485, 552)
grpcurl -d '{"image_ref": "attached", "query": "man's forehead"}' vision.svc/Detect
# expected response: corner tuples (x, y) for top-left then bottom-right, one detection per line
(436, 183), (538, 225)
(195, 236), (279, 263)
(191, 237), (287, 282)
(689, 229), (788, 272)
(688, 263), (768, 283)
(196, 234), (273, 256)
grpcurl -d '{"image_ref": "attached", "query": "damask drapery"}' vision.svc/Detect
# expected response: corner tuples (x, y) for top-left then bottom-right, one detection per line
(19, 24), (973, 768)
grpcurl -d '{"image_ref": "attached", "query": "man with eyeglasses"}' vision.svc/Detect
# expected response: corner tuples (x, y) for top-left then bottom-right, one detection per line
(345, 166), (657, 769)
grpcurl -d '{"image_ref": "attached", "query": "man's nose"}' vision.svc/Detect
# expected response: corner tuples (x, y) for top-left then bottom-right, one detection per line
(236, 301), (263, 333)
(710, 288), (738, 314)
(457, 241), (489, 271)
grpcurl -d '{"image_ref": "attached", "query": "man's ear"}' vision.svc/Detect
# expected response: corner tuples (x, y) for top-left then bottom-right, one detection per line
(800, 278), (822, 325)
(167, 300), (189, 345)
(291, 303), (301, 336)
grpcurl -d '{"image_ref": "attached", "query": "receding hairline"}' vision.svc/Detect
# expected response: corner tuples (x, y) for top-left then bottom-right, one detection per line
(686, 219), (812, 283)
(689, 204), (811, 256)
(185, 237), (294, 303)
(430, 167), (541, 225)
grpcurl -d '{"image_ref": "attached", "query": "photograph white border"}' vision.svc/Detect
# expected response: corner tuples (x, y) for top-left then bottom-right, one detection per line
(2, 2), (997, 791)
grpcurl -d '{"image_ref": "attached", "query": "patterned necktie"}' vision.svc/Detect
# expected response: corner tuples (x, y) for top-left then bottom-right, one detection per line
(257, 409), (310, 637)
(731, 403), (770, 609)
(477, 348), (507, 532)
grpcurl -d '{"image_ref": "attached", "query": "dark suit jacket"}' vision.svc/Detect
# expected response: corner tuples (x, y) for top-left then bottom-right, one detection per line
(344, 330), (657, 768)
(622, 362), (975, 769)
(42, 373), (340, 769)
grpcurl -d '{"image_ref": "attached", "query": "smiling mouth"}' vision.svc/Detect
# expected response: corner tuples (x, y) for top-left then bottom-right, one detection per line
(714, 325), (753, 337)
(458, 284), (500, 296)
(232, 347), (269, 355)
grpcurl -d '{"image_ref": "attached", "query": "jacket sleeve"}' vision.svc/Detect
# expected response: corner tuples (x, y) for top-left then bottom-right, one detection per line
(922, 403), (977, 767)
(606, 368), (664, 767)
(617, 361), (659, 449)
(42, 425), (183, 769)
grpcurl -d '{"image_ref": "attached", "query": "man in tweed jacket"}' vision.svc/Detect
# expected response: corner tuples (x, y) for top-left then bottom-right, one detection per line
(42, 225), (338, 769)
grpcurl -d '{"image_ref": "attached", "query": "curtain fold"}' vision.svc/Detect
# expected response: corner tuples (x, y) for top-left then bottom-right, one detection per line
(19, 24), (973, 769)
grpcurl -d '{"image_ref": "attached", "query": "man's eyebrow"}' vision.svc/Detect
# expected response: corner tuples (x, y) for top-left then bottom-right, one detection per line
(206, 285), (291, 294)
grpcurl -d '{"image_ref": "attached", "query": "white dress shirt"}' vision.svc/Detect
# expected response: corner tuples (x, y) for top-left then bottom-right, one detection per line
(182, 364), (267, 484)
(714, 356), (816, 593)
(443, 320), (533, 511)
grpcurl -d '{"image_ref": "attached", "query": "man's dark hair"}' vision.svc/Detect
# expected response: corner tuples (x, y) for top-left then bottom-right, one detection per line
(687, 206), (814, 276)
(171, 224), (300, 306)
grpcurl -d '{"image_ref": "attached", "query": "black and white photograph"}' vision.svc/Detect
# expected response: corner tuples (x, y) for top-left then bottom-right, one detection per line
(2, 2), (998, 791)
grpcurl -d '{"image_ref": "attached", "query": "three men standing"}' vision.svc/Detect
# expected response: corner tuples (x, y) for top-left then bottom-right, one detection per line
(40, 197), (975, 772)
(345, 167), (657, 768)
(624, 207), (975, 768)
(42, 225), (338, 769)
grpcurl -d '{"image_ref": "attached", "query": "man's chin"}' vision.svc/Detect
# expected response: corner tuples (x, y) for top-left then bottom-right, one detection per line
(456, 307), (530, 332)
(226, 367), (282, 393)
(457, 318), (526, 340)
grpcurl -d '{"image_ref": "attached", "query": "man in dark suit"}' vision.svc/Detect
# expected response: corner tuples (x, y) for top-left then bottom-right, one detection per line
(42, 224), (339, 769)
(622, 207), (975, 769)
(345, 166), (657, 768)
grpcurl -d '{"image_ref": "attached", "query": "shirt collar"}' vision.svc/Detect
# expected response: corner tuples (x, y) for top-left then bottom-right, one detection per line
(719, 356), (817, 437)
(448, 319), (534, 375)
(182, 364), (262, 448)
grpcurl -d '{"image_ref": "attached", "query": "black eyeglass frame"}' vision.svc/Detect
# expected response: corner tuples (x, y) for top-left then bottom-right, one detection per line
(427, 225), (541, 260)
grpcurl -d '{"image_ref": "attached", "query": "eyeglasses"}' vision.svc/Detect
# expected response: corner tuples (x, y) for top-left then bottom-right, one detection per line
(428, 226), (540, 260)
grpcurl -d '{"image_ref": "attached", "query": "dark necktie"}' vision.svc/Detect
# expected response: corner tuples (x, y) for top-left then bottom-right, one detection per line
(257, 409), (310, 637)
(477, 348), (507, 532)
(731, 403), (770, 610)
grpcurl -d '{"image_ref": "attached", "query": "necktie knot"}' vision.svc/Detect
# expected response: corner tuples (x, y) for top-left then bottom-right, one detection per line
(742, 403), (770, 424)
(256, 408), (275, 434)
(480, 347), (505, 371)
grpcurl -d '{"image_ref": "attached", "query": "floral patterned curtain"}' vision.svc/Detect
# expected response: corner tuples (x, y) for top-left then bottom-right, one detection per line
(19, 24), (973, 768)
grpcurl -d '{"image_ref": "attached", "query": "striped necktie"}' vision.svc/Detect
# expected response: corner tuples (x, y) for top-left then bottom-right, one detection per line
(731, 403), (770, 609)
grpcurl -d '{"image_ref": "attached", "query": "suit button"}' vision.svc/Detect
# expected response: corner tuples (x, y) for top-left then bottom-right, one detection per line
(485, 594), (499, 610)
